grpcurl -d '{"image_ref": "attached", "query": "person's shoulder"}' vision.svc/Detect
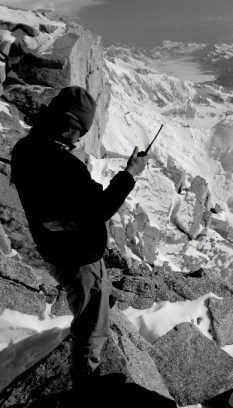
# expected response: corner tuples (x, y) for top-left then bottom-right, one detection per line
(12, 135), (30, 160)
(11, 132), (46, 167)
(69, 151), (90, 172)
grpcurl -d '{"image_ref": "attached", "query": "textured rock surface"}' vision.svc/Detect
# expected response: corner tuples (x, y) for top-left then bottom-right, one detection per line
(189, 175), (209, 205)
(209, 297), (233, 346)
(0, 256), (59, 316)
(0, 6), (110, 158)
(173, 191), (204, 239)
(151, 266), (233, 302)
(151, 323), (233, 406)
(0, 307), (174, 407)
(210, 216), (230, 239)
(166, 156), (185, 191)
(173, 176), (209, 239)
(109, 205), (160, 265)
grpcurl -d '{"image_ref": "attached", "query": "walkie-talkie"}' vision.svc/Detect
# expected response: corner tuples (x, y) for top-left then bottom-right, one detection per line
(137, 124), (163, 157)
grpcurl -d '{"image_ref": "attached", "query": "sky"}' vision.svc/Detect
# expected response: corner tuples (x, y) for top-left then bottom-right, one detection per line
(0, 0), (233, 48)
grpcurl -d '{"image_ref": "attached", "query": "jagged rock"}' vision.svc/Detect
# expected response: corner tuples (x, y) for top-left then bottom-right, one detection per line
(151, 322), (233, 406)
(121, 276), (156, 298)
(0, 307), (174, 406)
(111, 207), (160, 264)
(111, 285), (135, 308)
(211, 203), (222, 214)
(185, 100), (196, 119)
(189, 176), (209, 205)
(51, 289), (71, 317)
(0, 6), (110, 157)
(2, 84), (58, 118)
(101, 307), (173, 399)
(166, 156), (185, 192)
(111, 261), (233, 310)
(118, 275), (157, 309)
(107, 267), (125, 283)
(134, 207), (150, 231)
(152, 267), (233, 302)
(157, 238), (209, 273)
(109, 216), (126, 254)
(202, 209), (212, 227)
(210, 216), (229, 239)
(110, 269), (155, 309)
(195, 231), (233, 277)
(103, 247), (129, 270)
(208, 297), (233, 346)
(228, 227), (233, 243)
(173, 192), (203, 239)
(125, 220), (137, 243)
(0, 256), (63, 317)
(128, 260), (154, 277)
(0, 276), (46, 316)
(180, 242), (209, 272)
(130, 295), (156, 309)
(0, 162), (10, 178)
(0, 62), (6, 86)
(0, 173), (21, 209)
(0, 256), (56, 292)
(0, 97), (43, 265)
(142, 225), (160, 263)
(173, 176), (209, 239)
(164, 224), (189, 245)
(0, 200), (43, 267)
(0, 100), (26, 160)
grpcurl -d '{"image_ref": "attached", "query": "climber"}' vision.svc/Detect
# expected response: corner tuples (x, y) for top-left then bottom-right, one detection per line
(11, 86), (148, 394)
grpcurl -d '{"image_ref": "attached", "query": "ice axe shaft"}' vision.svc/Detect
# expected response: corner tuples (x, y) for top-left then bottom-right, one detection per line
(138, 124), (163, 157)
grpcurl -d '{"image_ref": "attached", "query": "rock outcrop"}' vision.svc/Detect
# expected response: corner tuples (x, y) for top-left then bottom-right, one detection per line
(0, 5), (110, 158)
(172, 176), (209, 239)
(152, 322), (233, 406)
(0, 307), (176, 407)
(0, 5), (110, 266)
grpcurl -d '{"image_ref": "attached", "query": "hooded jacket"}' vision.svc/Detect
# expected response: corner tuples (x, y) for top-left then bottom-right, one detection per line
(11, 130), (135, 265)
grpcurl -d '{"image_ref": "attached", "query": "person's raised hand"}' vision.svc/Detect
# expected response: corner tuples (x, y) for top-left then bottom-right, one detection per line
(125, 146), (148, 178)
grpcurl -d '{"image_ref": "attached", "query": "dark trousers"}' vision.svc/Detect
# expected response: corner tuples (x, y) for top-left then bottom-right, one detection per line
(46, 258), (110, 386)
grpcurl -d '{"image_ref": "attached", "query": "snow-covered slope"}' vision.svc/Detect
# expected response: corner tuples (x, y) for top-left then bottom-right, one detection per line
(105, 42), (233, 88)
(90, 45), (233, 274)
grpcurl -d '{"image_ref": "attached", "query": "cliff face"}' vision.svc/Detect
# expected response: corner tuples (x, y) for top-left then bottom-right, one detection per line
(0, 5), (109, 158)
(0, 5), (110, 267)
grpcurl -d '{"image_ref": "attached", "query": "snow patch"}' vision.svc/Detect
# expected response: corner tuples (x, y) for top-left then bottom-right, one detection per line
(123, 293), (222, 344)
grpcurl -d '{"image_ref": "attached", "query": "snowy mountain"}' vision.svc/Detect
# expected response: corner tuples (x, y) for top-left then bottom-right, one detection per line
(104, 41), (207, 65)
(1, 8), (233, 407)
(105, 42), (233, 88)
(101, 45), (233, 273)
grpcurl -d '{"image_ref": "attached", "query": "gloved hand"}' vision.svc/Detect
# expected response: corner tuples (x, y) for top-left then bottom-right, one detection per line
(125, 147), (148, 177)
